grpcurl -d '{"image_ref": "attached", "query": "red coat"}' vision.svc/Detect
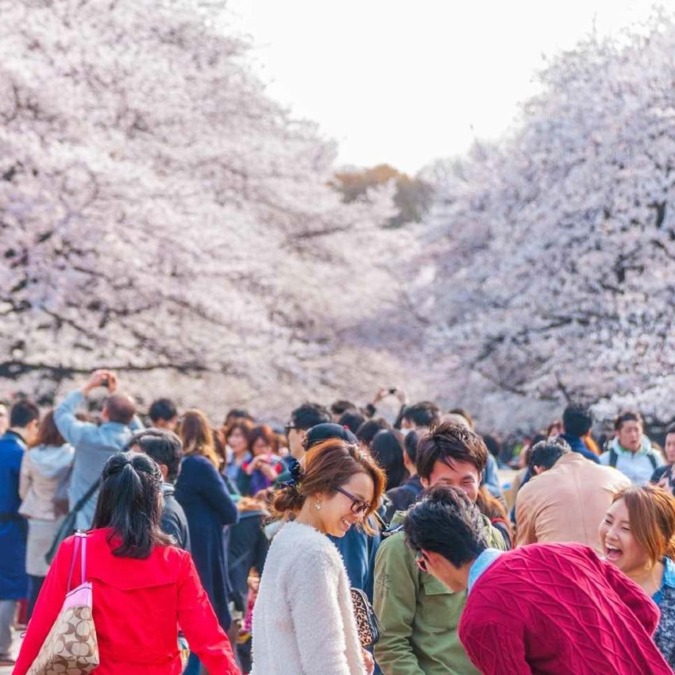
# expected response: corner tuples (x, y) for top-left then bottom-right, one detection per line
(13, 529), (241, 675)
(459, 543), (672, 675)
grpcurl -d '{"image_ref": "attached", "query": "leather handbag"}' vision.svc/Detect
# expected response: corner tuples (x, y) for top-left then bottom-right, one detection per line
(28, 532), (100, 674)
(350, 587), (382, 647)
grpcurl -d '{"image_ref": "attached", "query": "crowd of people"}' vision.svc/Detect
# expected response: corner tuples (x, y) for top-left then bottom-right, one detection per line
(1, 370), (675, 673)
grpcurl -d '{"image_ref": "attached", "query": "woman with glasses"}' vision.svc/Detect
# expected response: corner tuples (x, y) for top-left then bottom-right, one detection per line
(251, 438), (386, 675)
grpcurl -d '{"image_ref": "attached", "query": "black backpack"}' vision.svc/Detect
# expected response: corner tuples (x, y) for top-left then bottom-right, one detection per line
(608, 447), (658, 472)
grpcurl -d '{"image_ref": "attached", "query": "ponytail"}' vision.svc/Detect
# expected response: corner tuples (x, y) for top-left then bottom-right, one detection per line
(93, 452), (172, 558)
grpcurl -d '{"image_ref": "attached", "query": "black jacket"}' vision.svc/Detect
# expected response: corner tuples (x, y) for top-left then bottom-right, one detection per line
(161, 483), (191, 551)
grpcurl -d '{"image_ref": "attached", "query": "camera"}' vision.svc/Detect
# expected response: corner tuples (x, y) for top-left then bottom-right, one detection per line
(388, 387), (397, 394)
(100, 377), (110, 389)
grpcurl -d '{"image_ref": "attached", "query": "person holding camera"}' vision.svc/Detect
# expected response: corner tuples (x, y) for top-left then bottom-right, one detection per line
(53, 369), (143, 531)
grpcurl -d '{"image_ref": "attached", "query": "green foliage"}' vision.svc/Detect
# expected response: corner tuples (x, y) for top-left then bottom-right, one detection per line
(332, 164), (434, 227)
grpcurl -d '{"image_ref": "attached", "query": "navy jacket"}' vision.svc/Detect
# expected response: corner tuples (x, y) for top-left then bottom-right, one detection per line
(560, 433), (600, 464)
(0, 430), (28, 598)
(328, 521), (381, 601)
(175, 455), (238, 629)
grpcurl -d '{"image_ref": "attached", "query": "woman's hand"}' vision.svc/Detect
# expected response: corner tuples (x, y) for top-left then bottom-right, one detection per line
(362, 648), (375, 675)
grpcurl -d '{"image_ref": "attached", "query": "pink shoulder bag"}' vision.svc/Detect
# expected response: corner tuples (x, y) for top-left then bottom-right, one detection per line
(27, 531), (100, 674)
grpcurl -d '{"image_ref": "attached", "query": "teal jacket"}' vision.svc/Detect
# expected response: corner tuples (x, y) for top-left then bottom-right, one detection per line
(374, 511), (506, 675)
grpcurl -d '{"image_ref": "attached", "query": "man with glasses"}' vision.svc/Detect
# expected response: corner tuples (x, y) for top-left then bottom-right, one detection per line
(284, 402), (332, 461)
(404, 484), (672, 675)
(374, 422), (506, 675)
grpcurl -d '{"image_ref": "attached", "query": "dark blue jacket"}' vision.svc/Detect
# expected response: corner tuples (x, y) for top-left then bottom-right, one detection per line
(328, 521), (381, 601)
(0, 431), (28, 599)
(175, 455), (238, 629)
(559, 433), (600, 464)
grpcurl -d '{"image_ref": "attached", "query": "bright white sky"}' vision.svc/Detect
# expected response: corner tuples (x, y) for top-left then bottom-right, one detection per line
(227, 0), (660, 174)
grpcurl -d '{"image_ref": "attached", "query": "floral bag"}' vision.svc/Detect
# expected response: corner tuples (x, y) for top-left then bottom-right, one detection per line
(28, 531), (99, 674)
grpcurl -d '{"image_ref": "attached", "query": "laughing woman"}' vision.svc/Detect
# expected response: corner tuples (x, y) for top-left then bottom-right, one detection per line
(251, 439), (386, 675)
(599, 484), (675, 668)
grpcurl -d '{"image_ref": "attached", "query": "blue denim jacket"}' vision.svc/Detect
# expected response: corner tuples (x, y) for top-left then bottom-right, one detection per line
(54, 390), (142, 529)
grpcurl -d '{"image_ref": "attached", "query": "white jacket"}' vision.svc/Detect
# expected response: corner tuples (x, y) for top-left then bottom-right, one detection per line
(251, 520), (365, 675)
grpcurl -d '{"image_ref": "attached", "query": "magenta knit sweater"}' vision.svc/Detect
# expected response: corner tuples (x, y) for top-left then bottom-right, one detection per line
(459, 543), (672, 674)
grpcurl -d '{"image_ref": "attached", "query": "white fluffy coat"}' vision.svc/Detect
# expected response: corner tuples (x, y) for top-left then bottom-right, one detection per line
(251, 521), (365, 674)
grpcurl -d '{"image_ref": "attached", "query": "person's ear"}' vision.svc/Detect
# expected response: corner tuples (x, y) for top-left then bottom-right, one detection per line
(420, 476), (430, 489)
(158, 464), (169, 481)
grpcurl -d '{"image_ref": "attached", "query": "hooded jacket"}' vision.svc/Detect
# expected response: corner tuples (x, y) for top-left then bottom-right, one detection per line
(19, 443), (75, 521)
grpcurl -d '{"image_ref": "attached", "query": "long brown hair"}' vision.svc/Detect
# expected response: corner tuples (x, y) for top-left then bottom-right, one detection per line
(615, 485), (675, 565)
(178, 409), (220, 468)
(30, 410), (65, 448)
(273, 438), (386, 534)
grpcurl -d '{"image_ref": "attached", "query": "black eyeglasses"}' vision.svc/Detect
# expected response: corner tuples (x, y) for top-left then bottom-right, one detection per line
(284, 423), (296, 436)
(335, 486), (371, 515)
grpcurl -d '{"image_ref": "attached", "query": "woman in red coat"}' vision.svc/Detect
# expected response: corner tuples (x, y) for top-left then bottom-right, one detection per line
(13, 452), (241, 675)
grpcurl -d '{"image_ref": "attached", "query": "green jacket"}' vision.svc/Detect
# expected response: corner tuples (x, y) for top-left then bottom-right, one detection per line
(374, 511), (506, 675)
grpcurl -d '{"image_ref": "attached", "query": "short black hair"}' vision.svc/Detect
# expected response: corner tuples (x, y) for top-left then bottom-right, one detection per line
(402, 401), (441, 429)
(562, 404), (593, 437)
(290, 402), (332, 431)
(126, 428), (183, 483)
(667, 424), (675, 437)
(330, 399), (357, 417)
(10, 400), (39, 428)
(527, 438), (570, 472)
(404, 430), (420, 464)
(416, 422), (488, 481)
(355, 418), (390, 447)
(338, 408), (367, 435)
(148, 398), (178, 424)
(224, 408), (254, 425)
(482, 434), (502, 460)
(404, 484), (488, 567)
(614, 411), (643, 431)
(370, 429), (407, 490)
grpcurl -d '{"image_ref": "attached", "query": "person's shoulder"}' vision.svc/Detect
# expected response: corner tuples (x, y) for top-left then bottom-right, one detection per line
(181, 454), (218, 474)
(375, 524), (409, 561)
(275, 522), (342, 567)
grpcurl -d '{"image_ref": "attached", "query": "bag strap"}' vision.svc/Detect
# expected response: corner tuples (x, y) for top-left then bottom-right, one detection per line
(609, 448), (618, 468)
(71, 478), (102, 514)
(67, 532), (88, 591)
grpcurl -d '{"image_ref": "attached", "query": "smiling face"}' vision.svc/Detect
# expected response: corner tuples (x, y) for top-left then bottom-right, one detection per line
(599, 498), (650, 575)
(421, 458), (480, 502)
(316, 471), (375, 538)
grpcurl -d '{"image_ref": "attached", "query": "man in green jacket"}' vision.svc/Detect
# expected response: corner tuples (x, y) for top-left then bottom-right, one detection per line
(374, 421), (507, 674)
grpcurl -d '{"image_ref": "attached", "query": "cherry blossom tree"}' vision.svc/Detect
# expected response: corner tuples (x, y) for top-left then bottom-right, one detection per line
(0, 0), (412, 417)
(421, 13), (675, 430)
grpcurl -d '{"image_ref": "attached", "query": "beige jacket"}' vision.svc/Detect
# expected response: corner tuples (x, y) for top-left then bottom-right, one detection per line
(19, 444), (75, 520)
(515, 452), (630, 553)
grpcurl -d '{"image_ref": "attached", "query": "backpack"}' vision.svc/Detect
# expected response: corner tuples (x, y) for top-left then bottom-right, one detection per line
(608, 447), (658, 471)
